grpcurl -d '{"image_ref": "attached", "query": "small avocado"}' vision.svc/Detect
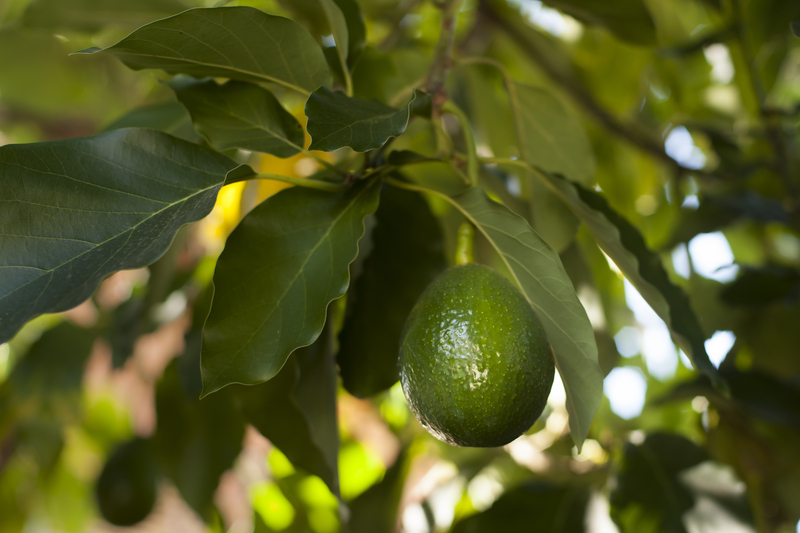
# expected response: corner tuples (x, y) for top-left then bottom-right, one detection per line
(399, 264), (554, 447)
(96, 438), (158, 526)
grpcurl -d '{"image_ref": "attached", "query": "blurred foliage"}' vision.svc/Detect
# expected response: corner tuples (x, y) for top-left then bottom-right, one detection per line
(1, 0), (800, 532)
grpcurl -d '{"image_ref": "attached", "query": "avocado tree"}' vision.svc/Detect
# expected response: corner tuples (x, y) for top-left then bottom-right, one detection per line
(1, 0), (799, 531)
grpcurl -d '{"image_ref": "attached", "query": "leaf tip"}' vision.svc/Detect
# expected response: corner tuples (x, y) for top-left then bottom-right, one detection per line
(70, 46), (102, 56)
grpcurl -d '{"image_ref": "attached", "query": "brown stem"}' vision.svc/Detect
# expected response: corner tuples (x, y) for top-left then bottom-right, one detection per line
(425, 0), (464, 118)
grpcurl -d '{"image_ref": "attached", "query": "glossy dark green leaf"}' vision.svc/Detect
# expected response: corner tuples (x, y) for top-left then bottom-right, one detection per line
(22, 0), (190, 32)
(155, 362), (244, 520)
(0, 128), (243, 344)
(349, 450), (410, 533)
(536, 172), (718, 380)
(201, 179), (381, 396)
(400, 183), (601, 448)
(102, 101), (200, 142)
(452, 482), (591, 533)
(540, 0), (656, 45)
(96, 438), (159, 527)
(611, 433), (708, 533)
(338, 186), (447, 398)
(306, 88), (423, 152)
(75, 7), (332, 95)
(514, 83), (596, 187)
(172, 79), (304, 157)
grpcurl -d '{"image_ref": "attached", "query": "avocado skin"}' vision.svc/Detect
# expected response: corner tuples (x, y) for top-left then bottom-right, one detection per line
(399, 264), (554, 447)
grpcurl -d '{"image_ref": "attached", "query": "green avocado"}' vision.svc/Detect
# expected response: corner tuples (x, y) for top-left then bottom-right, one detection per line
(96, 438), (158, 526)
(399, 264), (554, 447)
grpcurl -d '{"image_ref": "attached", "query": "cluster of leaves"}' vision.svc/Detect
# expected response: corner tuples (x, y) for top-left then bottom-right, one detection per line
(1, 0), (800, 532)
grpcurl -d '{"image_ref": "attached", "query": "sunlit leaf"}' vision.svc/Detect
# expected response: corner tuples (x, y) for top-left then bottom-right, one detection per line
(536, 172), (718, 379)
(22, 0), (190, 32)
(0, 128), (243, 344)
(172, 79), (304, 157)
(201, 179), (381, 396)
(306, 88), (424, 151)
(75, 7), (332, 95)
(514, 83), (595, 187)
(338, 186), (447, 398)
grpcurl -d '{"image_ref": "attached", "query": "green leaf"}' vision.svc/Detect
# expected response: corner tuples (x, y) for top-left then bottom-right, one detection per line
(333, 0), (366, 60)
(75, 7), (332, 95)
(22, 0), (190, 33)
(394, 182), (601, 449)
(792, 21), (800, 37)
(102, 101), (200, 142)
(0, 128), (243, 345)
(172, 79), (304, 157)
(201, 179), (381, 396)
(610, 433), (708, 533)
(338, 186), (447, 398)
(241, 317), (340, 495)
(315, 0), (349, 80)
(305, 88), (422, 152)
(155, 362), (244, 520)
(539, 0), (657, 45)
(514, 84), (595, 187)
(0, 322), (95, 436)
(535, 172), (718, 378)
(452, 482), (591, 533)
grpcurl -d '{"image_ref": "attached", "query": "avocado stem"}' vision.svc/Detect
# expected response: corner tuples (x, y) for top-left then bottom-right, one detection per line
(455, 221), (475, 265)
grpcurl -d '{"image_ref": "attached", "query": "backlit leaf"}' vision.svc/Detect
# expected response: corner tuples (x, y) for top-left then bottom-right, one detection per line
(0, 128), (243, 344)
(535, 172), (717, 379)
(514, 83), (596, 187)
(201, 179), (381, 396)
(75, 7), (332, 95)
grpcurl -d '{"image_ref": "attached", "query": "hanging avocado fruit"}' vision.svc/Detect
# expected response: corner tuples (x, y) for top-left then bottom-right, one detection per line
(399, 264), (554, 447)
(96, 438), (159, 526)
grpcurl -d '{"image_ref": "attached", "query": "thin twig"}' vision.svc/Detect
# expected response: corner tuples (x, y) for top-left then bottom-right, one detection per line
(425, 0), (465, 117)
(442, 100), (479, 186)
